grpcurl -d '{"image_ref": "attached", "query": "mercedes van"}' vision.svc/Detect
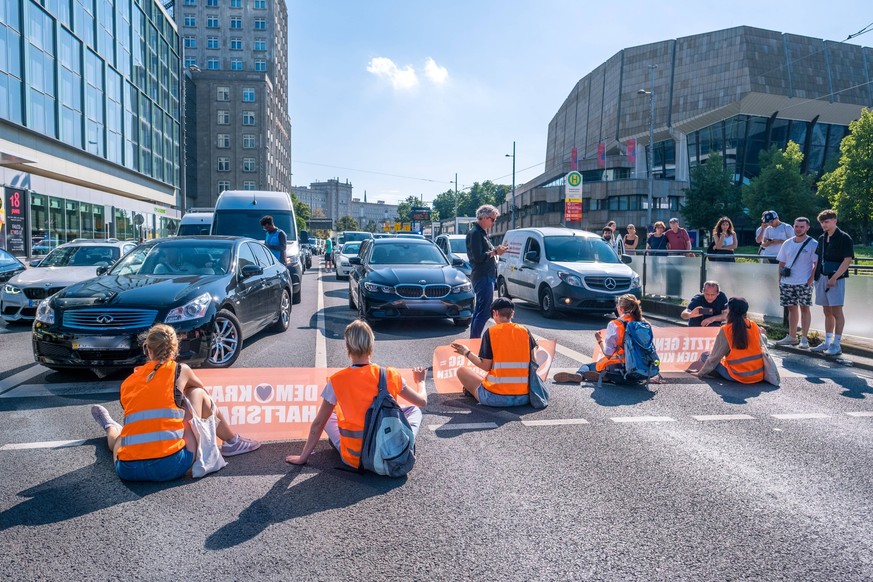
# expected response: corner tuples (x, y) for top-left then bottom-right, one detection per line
(177, 208), (214, 236)
(211, 190), (302, 304)
(497, 227), (640, 317)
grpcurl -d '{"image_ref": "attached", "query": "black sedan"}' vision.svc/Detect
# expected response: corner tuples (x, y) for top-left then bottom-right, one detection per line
(0, 248), (26, 284)
(348, 238), (474, 327)
(32, 236), (293, 373)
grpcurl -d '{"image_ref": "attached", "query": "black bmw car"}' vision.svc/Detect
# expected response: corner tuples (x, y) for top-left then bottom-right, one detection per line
(348, 238), (474, 327)
(32, 236), (292, 373)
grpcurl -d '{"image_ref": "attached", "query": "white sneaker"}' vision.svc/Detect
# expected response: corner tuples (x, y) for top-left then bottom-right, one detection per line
(810, 343), (830, 353)
(798, 338), (809, 349)
(825, 345), (842, 357)
(774, 335), (799, 346)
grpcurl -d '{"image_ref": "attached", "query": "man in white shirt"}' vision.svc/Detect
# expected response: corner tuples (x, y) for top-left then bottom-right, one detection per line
(774, 217), (818, 348)
(759, 211), (794, 264)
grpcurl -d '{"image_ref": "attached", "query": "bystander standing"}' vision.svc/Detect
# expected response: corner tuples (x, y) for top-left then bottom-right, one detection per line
(811, 209), (854, 356)
(774, 217), (818, 348)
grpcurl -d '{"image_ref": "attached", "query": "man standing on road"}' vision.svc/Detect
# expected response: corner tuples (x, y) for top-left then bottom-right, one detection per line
(759, 211), (793, 264)
(466, 204), (508, 339)
(665, 217), (691, 252)
(260, 215), (287, 265)
(811, 209), (854, 356)
(774, 217), (818, 348)
(324, 236), (333, 269)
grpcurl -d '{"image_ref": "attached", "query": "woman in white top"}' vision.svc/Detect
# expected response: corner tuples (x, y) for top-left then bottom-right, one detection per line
(710, 216), (737, 262)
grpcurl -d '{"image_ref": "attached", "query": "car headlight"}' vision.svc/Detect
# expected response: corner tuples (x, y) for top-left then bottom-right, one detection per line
(363, 282), (395, 294)
(558, 271), (583, 287)
(164, 292), (212, 323)
(340, 258), (349, 266)
(451, 281), (472, 293)
(631, 273), (641, 288)
(286, 254), (299, 266)
(35, 300), (55, 324)
(4, 284), (21, 294)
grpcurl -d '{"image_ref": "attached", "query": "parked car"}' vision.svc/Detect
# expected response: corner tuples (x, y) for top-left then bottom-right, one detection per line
(335, 241), (362, 280)
(348, 238), (473, 327)
(32, 236), (293, 374)
(434, 234), (472, 278)
(394, 233), (426, 239)
(497, 227), (640, 318)
(2, 239), (136, 323)
(0, 249), (26, 285)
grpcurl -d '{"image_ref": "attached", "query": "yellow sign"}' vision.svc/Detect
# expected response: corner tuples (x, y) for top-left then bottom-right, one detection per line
(402, 223), (411, 232)
(394, 222), (401, 232)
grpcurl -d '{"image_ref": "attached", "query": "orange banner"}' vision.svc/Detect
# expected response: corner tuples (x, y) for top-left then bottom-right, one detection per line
(431, 338), (556, 393)
(591, 327), (720, 372)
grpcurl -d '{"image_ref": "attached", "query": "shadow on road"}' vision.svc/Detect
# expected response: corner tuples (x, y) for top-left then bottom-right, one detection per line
(698, 379), (779, 404)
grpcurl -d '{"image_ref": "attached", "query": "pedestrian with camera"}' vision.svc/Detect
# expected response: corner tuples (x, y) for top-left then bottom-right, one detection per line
(811, 209), (854, 356)
(774, 217), (818, 348)
(681, 281), (728, 327)
(759, 211), (793, 265)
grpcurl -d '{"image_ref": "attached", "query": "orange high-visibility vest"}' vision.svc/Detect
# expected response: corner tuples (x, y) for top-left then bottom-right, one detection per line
(330, 364), (404, 468)
(117, 361), (187, 461)
(481, 323), (532, 396)
(722, 320), (765, 384)
(595, 314), (635, 372)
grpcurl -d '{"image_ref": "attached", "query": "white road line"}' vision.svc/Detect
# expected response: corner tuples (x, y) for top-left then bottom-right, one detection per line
(521, 418), (590, 427)
(315, 265), (327, 369)
(845, 411), (873, 417)
(692, 414), (756, 421)
(0, 381), (119, 399)
(530, 332), (592, 364)
(611, 416), (676, 423)
(771, 413), (831, 420)
(429, 422), (498, 431)
(0, 365), (50, 393)
(0, 439), (89, 451)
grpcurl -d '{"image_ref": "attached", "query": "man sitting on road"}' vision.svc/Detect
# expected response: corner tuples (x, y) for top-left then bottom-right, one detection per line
(681, 281), (728, 327)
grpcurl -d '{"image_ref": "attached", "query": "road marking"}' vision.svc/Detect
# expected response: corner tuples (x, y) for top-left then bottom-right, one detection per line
(611, 416), (676, 423)
(0, 381), (120, 399)
(692, 414), (756, 421)
(429, 422), (498, 431)
(771, 413), (831, 420)
(521, 418), (589, 426)
(0, 439), (89, 451)
(315, 265), (327, 369)
(530, 332), (593, 364)
(0, 365), (50, 394)
(845, 411), (873, 417)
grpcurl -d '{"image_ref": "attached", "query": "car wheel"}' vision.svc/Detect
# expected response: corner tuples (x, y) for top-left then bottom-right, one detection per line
(270, 289), (291, 332)
(497, 277), (511, 299)
(206, 309), (242, 368)
(539, 287), (558, 319)
(453, 317), (471, 328)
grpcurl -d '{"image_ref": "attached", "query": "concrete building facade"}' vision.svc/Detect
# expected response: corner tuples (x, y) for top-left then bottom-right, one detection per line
(293, 178), (399, 231)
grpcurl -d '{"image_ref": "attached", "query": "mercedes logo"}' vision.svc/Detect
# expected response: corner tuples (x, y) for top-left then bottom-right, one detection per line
(96, 315), (114, 324)
(604, 278), (617, 290)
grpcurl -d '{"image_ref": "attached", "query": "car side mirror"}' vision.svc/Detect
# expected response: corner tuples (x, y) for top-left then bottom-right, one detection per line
(525, 251), (539, 263)
(451, 257), (464, 267)
(241, 264), (263, 278)
(621, 254), (632, 264)
(349, 257), (361, 265)
(96, 265), (110, 276)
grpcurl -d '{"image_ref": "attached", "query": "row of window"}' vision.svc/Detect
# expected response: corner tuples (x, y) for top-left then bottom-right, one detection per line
(182, 15), (267, 29)
(184, 37), (268, 51)
(184, 57), (267, 71)
(214, 87), (256, 102)
(216, 158), (258, 172)
(217, 111), (256, 125)
(217, 134), (258, 148)
(184, 0), (267, 7)
(218, 181), (258, 191)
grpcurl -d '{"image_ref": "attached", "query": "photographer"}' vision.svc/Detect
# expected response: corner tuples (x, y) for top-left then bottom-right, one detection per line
(681, 281), (728, 327)
(774, 217), (818, 348)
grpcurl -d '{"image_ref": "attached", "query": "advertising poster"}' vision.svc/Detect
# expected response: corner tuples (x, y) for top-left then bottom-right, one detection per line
(3, 188), (27, 255)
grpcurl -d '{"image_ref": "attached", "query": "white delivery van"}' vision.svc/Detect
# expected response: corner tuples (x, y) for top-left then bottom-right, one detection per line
(177, 208), (214, 236)
(211, 190), (302, 304)
(497, 227), (640, 318)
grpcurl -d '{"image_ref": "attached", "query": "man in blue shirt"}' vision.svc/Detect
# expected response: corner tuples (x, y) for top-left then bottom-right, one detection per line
(260, 215), (287, 265)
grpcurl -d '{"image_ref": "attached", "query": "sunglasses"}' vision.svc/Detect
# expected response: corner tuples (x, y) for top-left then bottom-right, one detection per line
(485, 215), (497, 222)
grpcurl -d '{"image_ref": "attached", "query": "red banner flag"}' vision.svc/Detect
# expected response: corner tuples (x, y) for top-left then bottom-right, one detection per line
(627, 139), (636, 164)
(571, 146), (578, 170)
(597, 143), (605, 168)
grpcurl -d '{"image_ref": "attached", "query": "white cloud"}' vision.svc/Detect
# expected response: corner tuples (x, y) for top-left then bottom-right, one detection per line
(366, 57), (419, 90)
(424, 58), (448, 85)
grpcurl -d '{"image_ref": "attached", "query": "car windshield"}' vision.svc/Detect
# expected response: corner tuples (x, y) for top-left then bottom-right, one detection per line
(369, 243), (448, 265)
(341, 242), (361, 255)
(40, 245), (119, 267)
(212, 209), (296, 241)
(543, 236), (621, 264)
(343, 232), (372, 243)
(449, 239), (467, 254)
(0, 249), (20, 266)
(110, 242), (234, 276)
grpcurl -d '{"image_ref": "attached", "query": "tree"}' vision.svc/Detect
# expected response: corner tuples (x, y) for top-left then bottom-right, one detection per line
(817, 108), (873, 244)
(395, 195), (422, 223)
(335, 215), (360, 232)
(363, 220), (378, 233)
(432, 188), (458, 220)
(457, 181), (510, 217)
(290, 192), (310, 233)
(741, 141), (822, 225)
(680, 153), (742, 235)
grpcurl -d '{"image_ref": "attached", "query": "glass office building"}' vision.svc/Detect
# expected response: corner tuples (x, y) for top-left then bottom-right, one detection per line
(0, 0), (182, 257)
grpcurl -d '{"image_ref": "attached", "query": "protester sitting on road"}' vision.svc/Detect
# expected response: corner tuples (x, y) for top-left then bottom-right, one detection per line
(451, 297), (537, 406)
(681, 281), (728, 327)
(554, 294), (647, 383)
(90, 324), (260, 482)
(646, 221), (669, 255)
(688, 297), (779, 385)
(286, 320), (427, 469)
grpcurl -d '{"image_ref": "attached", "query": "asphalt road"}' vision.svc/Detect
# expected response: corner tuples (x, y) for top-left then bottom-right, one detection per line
(1, 262), (872, 580)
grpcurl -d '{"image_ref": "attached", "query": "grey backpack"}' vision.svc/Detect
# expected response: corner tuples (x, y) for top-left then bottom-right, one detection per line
(360, 366), (416, 477)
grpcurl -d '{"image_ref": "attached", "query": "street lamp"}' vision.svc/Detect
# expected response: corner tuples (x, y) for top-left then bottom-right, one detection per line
(505, 141), (516, 230)
(638, 64), (657, 229)
(453, 173), (459, 234)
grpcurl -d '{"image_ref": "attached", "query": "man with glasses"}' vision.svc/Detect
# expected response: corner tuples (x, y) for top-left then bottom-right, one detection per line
(466, 205), (508, 339)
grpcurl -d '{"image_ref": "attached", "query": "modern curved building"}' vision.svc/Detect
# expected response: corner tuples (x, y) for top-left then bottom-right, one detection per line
(495, 26), (872, 239)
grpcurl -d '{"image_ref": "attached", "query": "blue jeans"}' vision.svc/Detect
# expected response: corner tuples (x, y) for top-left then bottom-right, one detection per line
(470, 276), (495, 339)
(115, 447), (194, 482)
(477, 385), (529, 407)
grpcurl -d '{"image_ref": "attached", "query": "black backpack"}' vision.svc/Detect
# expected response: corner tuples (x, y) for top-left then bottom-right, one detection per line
(359, 366), (416, 477)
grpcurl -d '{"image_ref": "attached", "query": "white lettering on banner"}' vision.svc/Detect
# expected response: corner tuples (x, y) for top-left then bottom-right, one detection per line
(219, 405), (319, 425)
(208, 384), (320, 403)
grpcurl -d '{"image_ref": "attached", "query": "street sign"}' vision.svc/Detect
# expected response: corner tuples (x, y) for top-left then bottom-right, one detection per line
(411, 207), (431, 221)
(565, 171), (582, 198)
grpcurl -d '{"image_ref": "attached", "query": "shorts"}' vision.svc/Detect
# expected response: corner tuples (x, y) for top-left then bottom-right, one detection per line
(779, 283), (813, 307)
(115, 447), (194, 482)
(476, 385), (530, 407)
(814, 277), (846, 307)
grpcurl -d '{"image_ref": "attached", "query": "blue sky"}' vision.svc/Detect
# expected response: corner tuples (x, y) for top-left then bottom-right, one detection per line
(287, 1), (870, 205)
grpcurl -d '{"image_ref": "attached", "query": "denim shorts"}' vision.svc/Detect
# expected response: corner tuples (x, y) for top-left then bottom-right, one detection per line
(115, 447), (194, 482)
(477, 385), (529, 407)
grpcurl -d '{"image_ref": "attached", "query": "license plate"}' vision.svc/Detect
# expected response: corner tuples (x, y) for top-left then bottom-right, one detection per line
(28, 299), (38, 308)
(73, 336), (131, 350)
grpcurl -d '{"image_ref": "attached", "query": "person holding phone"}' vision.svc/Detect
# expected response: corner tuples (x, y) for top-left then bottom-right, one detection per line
(681, 281), (728, 327)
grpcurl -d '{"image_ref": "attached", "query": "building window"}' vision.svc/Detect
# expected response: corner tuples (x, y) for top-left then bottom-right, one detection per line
(230, 17), (242, 29)
(254, 39), (267, 51)
(217, 110), (230, 124)
(230, 38), (242, 50)
(184, 57), (197, 68)
(184, 15), (196, 27)
(217, 157), (230, 172)
(254, 18), (266, 30)
(243, 181), (256, 190)
(231, 59), (243, 71)
(183, 36), (196, 49)
(207, 16), (219, 28)
(230, 0), (241, 7)
(217, 87), (230, 101)
(254, 60), (266, 71)
(243, 134), (256, 149)
(183, 0), (196, 5)
(207, 36), (219, 49)
(217, 134), (230, 148)
(242, 111), (255, 125)
(254, 0), (266, 8)
(207, 58), (220, 70)
(206, 0), (218, 5)
(242, 88), (255, 102)
(243, 158), (256, 172)
(218, 180), (231, 192)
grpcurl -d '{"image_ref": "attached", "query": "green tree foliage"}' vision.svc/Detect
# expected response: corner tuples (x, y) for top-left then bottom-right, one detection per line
(432, 188), (458, 221)
(817, 108), (873, 244)
(742, 141), (822, 224)
(458, 181), (510, 217)
(680, 153), (742, 234)
(335, 215), (360, 232)
(363, 220), (379, 233)
(395, 195), (422, 223)
(290, 192), (310, 233)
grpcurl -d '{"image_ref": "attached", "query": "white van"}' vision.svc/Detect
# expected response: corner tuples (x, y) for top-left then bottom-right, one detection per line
(497, 227), (641, 317)
(177, 208), (213, 236)
(211, 190), (302, 304)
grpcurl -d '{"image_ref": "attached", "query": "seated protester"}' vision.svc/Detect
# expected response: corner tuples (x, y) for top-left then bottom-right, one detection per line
(681, 280), (728, 327)
(286, 320), (427, 469)
(90, 324), (260, 482)
(451, 297), (536, 407)
(688, 297), (779, 385)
